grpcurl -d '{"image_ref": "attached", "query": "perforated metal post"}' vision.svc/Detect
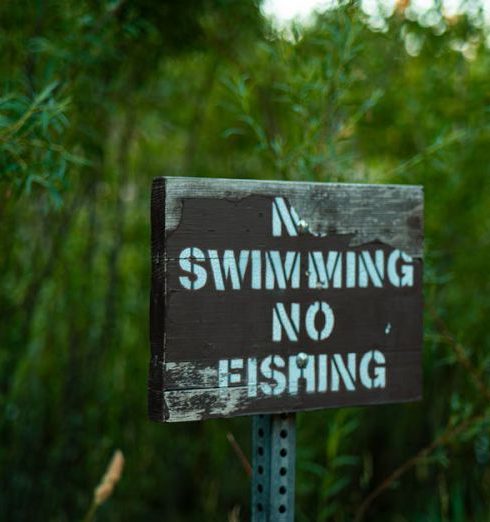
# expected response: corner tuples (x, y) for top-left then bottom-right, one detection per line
(252, 414), (296, 521)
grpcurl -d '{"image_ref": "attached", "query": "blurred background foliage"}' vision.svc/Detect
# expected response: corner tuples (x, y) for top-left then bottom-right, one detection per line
(1, 0), (490, 520)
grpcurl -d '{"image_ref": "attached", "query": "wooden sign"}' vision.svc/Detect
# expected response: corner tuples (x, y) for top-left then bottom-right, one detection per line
(149, 177), (423, 423)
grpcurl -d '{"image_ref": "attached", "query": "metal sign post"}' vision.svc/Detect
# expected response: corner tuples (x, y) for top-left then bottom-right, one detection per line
(252, 413), (296, 522)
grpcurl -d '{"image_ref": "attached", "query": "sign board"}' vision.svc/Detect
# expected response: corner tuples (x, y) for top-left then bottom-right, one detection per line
(149, 177), (423, 423)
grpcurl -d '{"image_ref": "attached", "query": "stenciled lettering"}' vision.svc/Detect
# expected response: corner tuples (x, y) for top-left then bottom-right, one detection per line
(177, 248), (416, 291)
(217, 350), (387, 397)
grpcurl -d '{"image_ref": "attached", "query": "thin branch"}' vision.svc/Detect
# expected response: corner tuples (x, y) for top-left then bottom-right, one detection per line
(354, 411), (486, 522)
(226, 432), (252, 478)
(429, 306), (490, 403)
(387, 128), (472, 177)
(355, 310), (490, 521)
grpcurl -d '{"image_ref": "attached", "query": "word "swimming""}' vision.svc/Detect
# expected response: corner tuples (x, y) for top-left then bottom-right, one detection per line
(178, 248), (414, 290)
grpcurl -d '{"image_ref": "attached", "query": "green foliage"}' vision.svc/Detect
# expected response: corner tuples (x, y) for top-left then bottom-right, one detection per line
(0, 83), (83, 204)
(1, 0), (490, 520)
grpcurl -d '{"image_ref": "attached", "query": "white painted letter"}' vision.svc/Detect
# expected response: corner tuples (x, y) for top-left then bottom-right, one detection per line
(360, 350), (386, 389)
(208, 249), (250, 290)
(265, 251), (300, 289)
(218, 359), (229, 388)
(318, 354), (328, 392)
(388, 250), (414, 287)
(346, 251), (357, 288)
(288, 354), (316, 395)
(308, 251), (342, 288)
(247, 358), (257, 397)
(331, 353), (356, 391)
(229, 358), (244, 384)
(272, 197), (299, 237)
(179, 247), (207, 290)
(359, 250), (385, 288)
(305, 301), (335, 341)
(273, 302), (300, 342)
(260, 355), (287, 396)
(251, 250), (262, 289)
(218, 358), (244, 387)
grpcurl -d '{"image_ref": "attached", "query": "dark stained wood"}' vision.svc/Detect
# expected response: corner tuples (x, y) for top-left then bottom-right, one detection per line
(149, 176), (424, 423)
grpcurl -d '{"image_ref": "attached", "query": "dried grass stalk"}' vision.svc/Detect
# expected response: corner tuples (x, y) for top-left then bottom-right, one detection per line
(94, 450), (125, 506)
(83, 449), (125, 522)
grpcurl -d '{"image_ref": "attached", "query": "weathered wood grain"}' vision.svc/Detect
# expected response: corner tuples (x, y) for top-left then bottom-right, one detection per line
(162, 355), (421, 422)
(164, 176), (423, 257)
(149, 176), (424, 423)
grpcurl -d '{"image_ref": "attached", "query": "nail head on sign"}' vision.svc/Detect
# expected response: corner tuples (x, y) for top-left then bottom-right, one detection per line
(297, 219), (309, 234)
(296, 352), (308, 369)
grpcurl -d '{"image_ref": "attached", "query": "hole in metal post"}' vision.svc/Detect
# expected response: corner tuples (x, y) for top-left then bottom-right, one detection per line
(280, 448), (287, 457)
(258, 446), (264, 456)
(279, 486), (286, 495)
(280, 429), (288, 439)
(257, 484), (263, 493)
(258, 428), (264, 437)
(279, 505), (286, 513)
(258, 465), (264, 474)
(257, 503), (263, 512)
(280, 467), (287, 476)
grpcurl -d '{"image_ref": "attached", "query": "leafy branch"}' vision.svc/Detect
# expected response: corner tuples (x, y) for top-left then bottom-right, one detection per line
(354, 309), (490, 520)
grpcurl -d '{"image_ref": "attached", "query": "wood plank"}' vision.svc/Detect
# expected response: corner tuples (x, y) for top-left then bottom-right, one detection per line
(163, 349), (421, 391)
(163, 356), (421, 422)
(164, 176), (423, 257)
